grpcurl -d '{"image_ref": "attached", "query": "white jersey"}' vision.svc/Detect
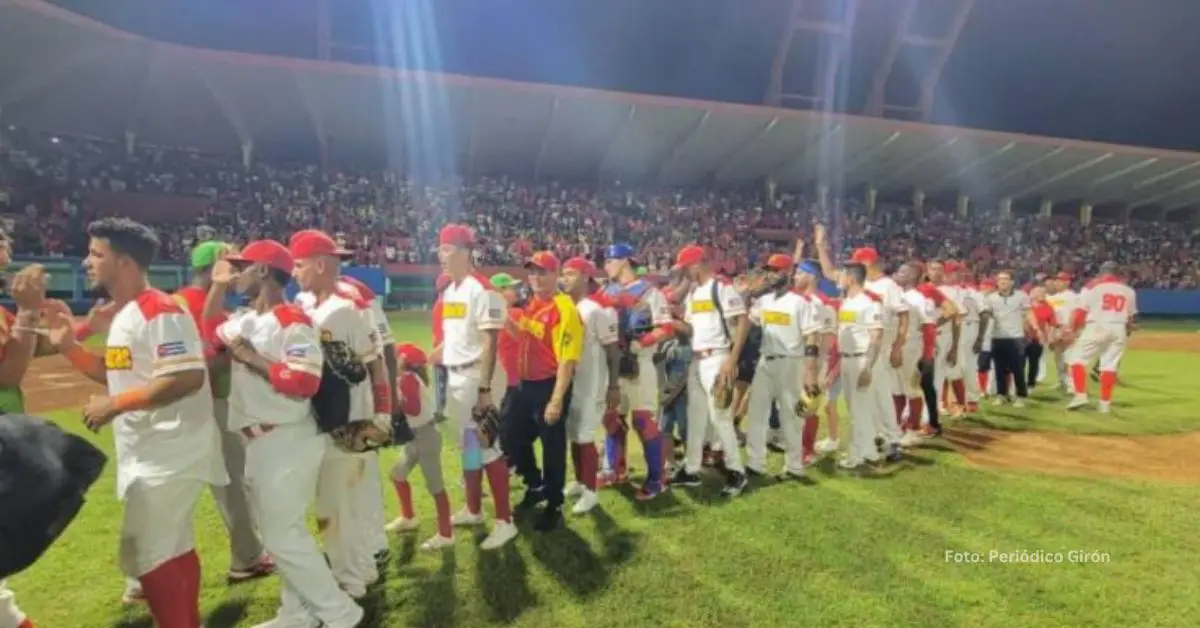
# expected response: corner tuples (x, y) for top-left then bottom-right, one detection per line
(960, 285), (985, 323)
(439, 273), (506, 368)
(864, 275), (909, 333)
(576, 296), (619, 394)
(1078, 278), (1137, 326)
(750, 291), (822, 357)
(1046, 289), (1078, 327)
(837, 292), (884, 355)
(299, 293), (378, 421)
(298, 283), (388, 356)
(104, 290), (227, 499)
(902, 289), (932, 344)
(684, 277), (747, 352)
(216, 304), (323, 432)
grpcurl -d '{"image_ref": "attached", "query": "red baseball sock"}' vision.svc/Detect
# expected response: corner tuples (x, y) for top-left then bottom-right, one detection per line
(1070, 364), (1087, 394)
(393, 479), (415, 519)
(802, 415), (818, 454)
(178, 549), (202, 628)
(464, 470), (483, 515)
(1099, 371), (1116, 402)
(907, 397), (924, 431)
(139, 551), (200, 628)
(483, 459), (511, 522)
(977, 372), (988, 394)
(581, 442), (599, 491)
(951, 380), (966, 406)
(892, 395), (907, 426)
(570, 442), (583, 484)
(17, 619), (33, 628)
(432, 491), (452, 538)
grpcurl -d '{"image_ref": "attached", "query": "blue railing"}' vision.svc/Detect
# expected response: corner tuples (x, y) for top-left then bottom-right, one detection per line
(4, 256), (387, 314)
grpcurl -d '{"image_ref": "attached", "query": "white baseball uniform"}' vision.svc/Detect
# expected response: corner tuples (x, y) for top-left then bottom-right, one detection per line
(837, 291), (885, 464)
(569, 296), (618, 443)
(440, 273), (508, 466)
(1046, 288), (1078, 385)
(216, 304), (363, 627)
(864, 275), (907, 445)
(682, 277), (746, 476)
(901, 288), (930, 396)
(744, 290), (822, 474)
(958, 284), (986, 403)
(298, 291), (381, 595)
(1070, 279), (1136, 372)
(105, 291), (228, 579)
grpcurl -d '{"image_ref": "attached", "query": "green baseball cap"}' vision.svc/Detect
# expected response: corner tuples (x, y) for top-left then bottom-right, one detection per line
(191, 241), (227, 269)
(635, 266), (648, 277)
(490, 273), (521, 289)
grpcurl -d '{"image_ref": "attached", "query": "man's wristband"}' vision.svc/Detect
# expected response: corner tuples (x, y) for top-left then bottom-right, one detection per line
(478, 386), (491, 394)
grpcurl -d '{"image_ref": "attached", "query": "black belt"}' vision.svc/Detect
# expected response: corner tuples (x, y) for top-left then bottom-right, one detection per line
(763, 355), (799, 362)
(445, 360), (479, 373)
(840, 352), (866, 358)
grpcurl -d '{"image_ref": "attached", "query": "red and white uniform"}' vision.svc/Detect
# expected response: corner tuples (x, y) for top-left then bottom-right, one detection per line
(569, 295), (619, 443)
(440, 273), (508, 460)
(864, 275), (906, 445)
(216, 305), (362, 627)
(837, 291), (885, 464)
(105, 290), (227, 577)
(958, 283), (987, 403)
(812, 293), (841, 398)
(682, 277), (747, 476)
(1070, 276), (1136, 372)
(744, 290), (822, 474)
(297, 291), (381, 596)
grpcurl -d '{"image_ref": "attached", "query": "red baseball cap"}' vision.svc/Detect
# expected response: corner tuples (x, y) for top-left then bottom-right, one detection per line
(395, 343), (427, 367)
(943, 260), (963, 273)
(439, 224), (476, 248)
(338, 276), (376, 300)
(761, 253), (794, 271)
(850, 247), (879, 264)
(525, 251), (561, 273)
(226, 240), (294, 274)
(562, 257), (597, 277)
(289, 229), (351, 260)
(673, 245), (706, 270)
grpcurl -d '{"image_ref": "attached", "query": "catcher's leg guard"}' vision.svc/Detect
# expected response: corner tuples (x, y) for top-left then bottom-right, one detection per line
(632, 411), (662, 486)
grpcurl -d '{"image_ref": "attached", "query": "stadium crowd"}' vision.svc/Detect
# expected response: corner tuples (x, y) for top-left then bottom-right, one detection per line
(2, 127), (1199, 288)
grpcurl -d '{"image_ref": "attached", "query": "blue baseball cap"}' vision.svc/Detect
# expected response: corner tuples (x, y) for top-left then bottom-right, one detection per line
(606, 243), (636, 260)
(795, 259), (822, 276)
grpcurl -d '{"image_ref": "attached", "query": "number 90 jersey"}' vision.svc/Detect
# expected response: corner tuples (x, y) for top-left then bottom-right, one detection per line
(1078, 276), (1137, 325)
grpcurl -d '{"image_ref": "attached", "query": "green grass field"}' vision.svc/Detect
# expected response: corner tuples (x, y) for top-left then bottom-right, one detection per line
(10, 313), (1200, 627)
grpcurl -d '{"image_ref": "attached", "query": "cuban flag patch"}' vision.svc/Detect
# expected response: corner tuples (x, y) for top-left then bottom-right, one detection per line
(285, 345), (310, 359)
(156, 341), (188, 358)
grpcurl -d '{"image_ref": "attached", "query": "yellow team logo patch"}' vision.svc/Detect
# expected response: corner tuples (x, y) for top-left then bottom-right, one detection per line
(442, 302), (467, 319)
(105, 346), (133, 370)
(762, 311), (791, 326)
(837, 309), (857, 323)
(692, 300), (715, 314)
(519, 317), (546, 340)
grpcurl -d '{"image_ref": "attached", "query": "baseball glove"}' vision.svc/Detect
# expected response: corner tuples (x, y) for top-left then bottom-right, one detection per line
(472, 404), (502, 449)
(711, 378), (733, 410)
(330, 420), (390, 453)
(794, 387), (826, 418)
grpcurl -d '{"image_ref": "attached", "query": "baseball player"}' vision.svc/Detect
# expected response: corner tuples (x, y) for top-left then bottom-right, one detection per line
(670, 245), (749, 496)
(926, 260), (965, 416)
(560, 257), (620, 514)
(975, 279), (997, 396)
(386, 343), (455, 551)
(172, 240), (273, 586)
(434, 224), (516, 551)
(49, 218), (227, 628)
(1064, 262), (1136, 413)
(743, 254), (824, 479)
(601, 244), (674, 500)
(834, 262), (887, 469)
(896, 263), (938, 442)
(956, 270), (987, 414)
(211, 240), (364, 628)
(1045, 271), (1078, 393)
(792, 258), (840, 458)
(289, 229), (394, 598)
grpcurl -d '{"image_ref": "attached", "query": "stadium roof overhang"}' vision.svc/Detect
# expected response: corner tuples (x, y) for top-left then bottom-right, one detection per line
(3, 0), (1200, 215)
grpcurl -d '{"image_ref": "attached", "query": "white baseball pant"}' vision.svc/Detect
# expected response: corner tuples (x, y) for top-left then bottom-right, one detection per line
(246, 422), (362, 626)
(744, 356), (806, 474)
(840, 354), (879, 463)
(683, 351), (744, 474)
(1069, 323), (1128, 371)
(210, 398), (265, 569)
(568, 387), (604, 443)
(316, 444), (379, 593)
(958, 321), (982, 403)
(445, 366), (505, 466)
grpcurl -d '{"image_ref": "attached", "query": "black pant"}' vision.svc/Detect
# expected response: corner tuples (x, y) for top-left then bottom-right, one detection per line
(508, 378), (570, 510)
(992, 338), (1028, 399)
(1024, 341), (1044, 389)
(919, 360), (940, 431)
(499, 385), (520, 469)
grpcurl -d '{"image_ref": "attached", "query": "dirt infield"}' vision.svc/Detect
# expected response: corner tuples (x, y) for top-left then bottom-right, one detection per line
(945, 427), (1200, 484)
(25, 355), (103, 413)
(1128, 330), (1200, 352)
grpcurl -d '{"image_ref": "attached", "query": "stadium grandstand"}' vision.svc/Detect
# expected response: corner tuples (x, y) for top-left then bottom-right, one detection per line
(1, 0), (1199, 313)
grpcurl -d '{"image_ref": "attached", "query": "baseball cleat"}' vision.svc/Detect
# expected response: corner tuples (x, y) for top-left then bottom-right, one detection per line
(572, 489), (600, 513)
(669, 469), (702, 487)
(227, 554), (276, 584)
(420, 534), (454, 551)
(450, 507), (484, 527)
(721, 472), (748, 497)
(1066, 396), (1089, 411)
(564, 481), (585, 499)
(480, 521), (518, 550)
(385, 516), (420, 533)
(1098, 401), (1111, 414)
(121, 582), (146, 605)
(815, 438), (839, 454)
(900, 431), (923, 448)
(837, 457), (864, 470)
